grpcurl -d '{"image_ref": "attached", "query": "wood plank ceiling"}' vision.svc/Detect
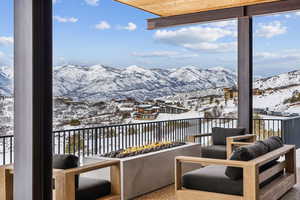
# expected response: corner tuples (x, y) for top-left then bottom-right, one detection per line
(115, 0), (281, 16)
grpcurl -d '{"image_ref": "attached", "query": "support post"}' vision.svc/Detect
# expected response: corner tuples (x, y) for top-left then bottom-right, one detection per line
(238, 16), (253, 134)
(14, 0), (53, 200)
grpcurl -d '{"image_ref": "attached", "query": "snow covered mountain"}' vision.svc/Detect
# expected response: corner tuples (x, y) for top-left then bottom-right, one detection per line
(254, 70), (300, 90)
(2, 64), (300, 102)
(52, 64), (236, 101)
(0, 66), (13, 96)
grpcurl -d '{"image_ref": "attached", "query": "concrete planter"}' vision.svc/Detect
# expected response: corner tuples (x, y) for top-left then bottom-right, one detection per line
(88, 143), (201, 200)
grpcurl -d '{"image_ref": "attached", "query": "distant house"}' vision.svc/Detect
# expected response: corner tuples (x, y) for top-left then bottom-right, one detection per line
(223, 87), (238, 100)
(224, 87), (264, 100)
(133, 105), (160, 120)
(253, 88), (264, 96)
(160, 105), (189, 114)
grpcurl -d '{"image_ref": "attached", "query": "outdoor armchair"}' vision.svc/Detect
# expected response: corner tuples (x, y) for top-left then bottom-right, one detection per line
(187, 127), (255, 159)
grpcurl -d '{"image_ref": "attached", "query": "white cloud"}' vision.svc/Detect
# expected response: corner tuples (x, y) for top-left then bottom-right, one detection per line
(154, 25), (236, 53)
(85, 0), (100, 6)
(95, 21), (111, 30)
(255, 49), (300, 64)
(132, 51), (198, 58)
(120, 22), (137, 31)
(295, 11), (300, 16)
(183, 42), (237, 53)
(54, 16), (78, 23)
(211, 20), (237, 28)
(256, 21), (287, 38)
(0, 36), (13, 46)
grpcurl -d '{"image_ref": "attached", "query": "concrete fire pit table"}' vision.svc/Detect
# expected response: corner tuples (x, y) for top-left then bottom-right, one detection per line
(86, 143), (201, 200)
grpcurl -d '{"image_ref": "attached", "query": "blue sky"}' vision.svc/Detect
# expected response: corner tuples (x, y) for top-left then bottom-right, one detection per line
(0, 0), (300, 77)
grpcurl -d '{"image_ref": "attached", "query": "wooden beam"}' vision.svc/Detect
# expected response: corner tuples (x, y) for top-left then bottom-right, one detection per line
(148, 0), (300, 29)
(14, 0), (53, 200)
(238, 16), (253, 134)
(116, 0), (280, 17)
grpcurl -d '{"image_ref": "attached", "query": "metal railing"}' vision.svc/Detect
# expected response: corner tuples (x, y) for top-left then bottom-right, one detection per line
(0, 117), (287, 165)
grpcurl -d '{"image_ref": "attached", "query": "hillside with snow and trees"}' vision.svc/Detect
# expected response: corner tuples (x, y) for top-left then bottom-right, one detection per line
(0, 64), (300, 135)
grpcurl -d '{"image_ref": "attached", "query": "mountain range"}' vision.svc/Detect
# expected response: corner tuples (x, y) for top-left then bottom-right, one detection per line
(0, 64), (299, 101)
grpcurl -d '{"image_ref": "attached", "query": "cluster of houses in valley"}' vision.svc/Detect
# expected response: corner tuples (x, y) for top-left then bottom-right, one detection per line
(115, 98), (189, 121)
(0, 96), (13, 136)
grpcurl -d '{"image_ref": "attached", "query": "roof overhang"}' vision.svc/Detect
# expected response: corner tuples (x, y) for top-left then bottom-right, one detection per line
(114, 0), (281, 17)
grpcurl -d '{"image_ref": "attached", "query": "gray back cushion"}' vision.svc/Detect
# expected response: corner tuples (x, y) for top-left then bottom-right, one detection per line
(212, 127), (246, 145)
(260, 136), (283, 151)
(225, 142), (268, 180)
(53, 154), (79, 169)
(225, 136), (283, 180)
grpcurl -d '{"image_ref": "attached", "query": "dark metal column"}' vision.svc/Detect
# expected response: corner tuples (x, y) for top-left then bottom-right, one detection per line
(14, 0), (53, 200)
(238, 16), (253, 134)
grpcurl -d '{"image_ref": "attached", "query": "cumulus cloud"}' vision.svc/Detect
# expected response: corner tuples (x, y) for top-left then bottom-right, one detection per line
(54, 16), (78, 23)
(0, 36), (13, 46)
(95, 21), (111, 30)
(154, 25), (236, 53)
(85, 0), (100, 6)
(256, 21), (287, 38)
(182, 42), (237, 53)
(295, 11), (300, 16)
(119, 22), (137, 31)
(255, 49), (300, 64)
(132, 51), (198, 58)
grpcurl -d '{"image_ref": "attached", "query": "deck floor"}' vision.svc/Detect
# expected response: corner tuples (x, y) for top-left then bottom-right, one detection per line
(135, 149), (300, 200)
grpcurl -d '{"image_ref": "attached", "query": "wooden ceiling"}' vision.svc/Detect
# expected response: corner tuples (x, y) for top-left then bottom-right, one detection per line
(115, 0), (281, 16)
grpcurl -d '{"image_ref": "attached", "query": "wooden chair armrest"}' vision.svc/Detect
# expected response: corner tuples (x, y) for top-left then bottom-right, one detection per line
(186, 133), (212, 142)
(63, 160), (120, 176)
(228, 134), (256, 142)
(176, 156), (249, 168)
(230, 142), (253, 146)
(251, 145), (295, 167)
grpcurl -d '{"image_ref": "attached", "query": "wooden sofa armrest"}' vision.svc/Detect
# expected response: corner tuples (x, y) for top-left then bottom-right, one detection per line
(226, 134), (256, 158)
(55, 160), (121, 200)
(186, 133), (212, 142)
(251, 145), (295, 167)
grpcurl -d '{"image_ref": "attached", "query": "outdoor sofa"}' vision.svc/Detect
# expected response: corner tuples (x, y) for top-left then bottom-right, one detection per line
(176, 136), (297, 200)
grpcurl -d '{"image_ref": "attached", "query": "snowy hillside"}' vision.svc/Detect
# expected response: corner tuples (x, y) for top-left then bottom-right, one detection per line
(52, 64), (236, 101)
(0, 66), (13, 96)
(254, 70), (300, 90)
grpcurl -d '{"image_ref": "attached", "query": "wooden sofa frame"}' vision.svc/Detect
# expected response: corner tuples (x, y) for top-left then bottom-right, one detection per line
(187, 133), (256, 159)
(175, 145), (297, 200)
(0, 160), (121, 200)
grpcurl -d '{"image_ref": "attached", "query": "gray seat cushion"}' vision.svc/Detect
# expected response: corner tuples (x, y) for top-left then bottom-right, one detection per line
(201, 145), (227, 159)
(77, 177), (111, 200)
(182, 165), (282, 196)
(212, 127), (246, 145)
(183, 165), (243, 196)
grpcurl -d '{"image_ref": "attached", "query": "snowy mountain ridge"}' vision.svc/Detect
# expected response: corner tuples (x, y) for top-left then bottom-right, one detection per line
(1, 64), (300, 101)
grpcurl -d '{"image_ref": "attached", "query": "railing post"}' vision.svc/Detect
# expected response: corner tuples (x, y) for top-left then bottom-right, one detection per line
(157, 122), (162, 142)
(94, 129), (98, 155)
